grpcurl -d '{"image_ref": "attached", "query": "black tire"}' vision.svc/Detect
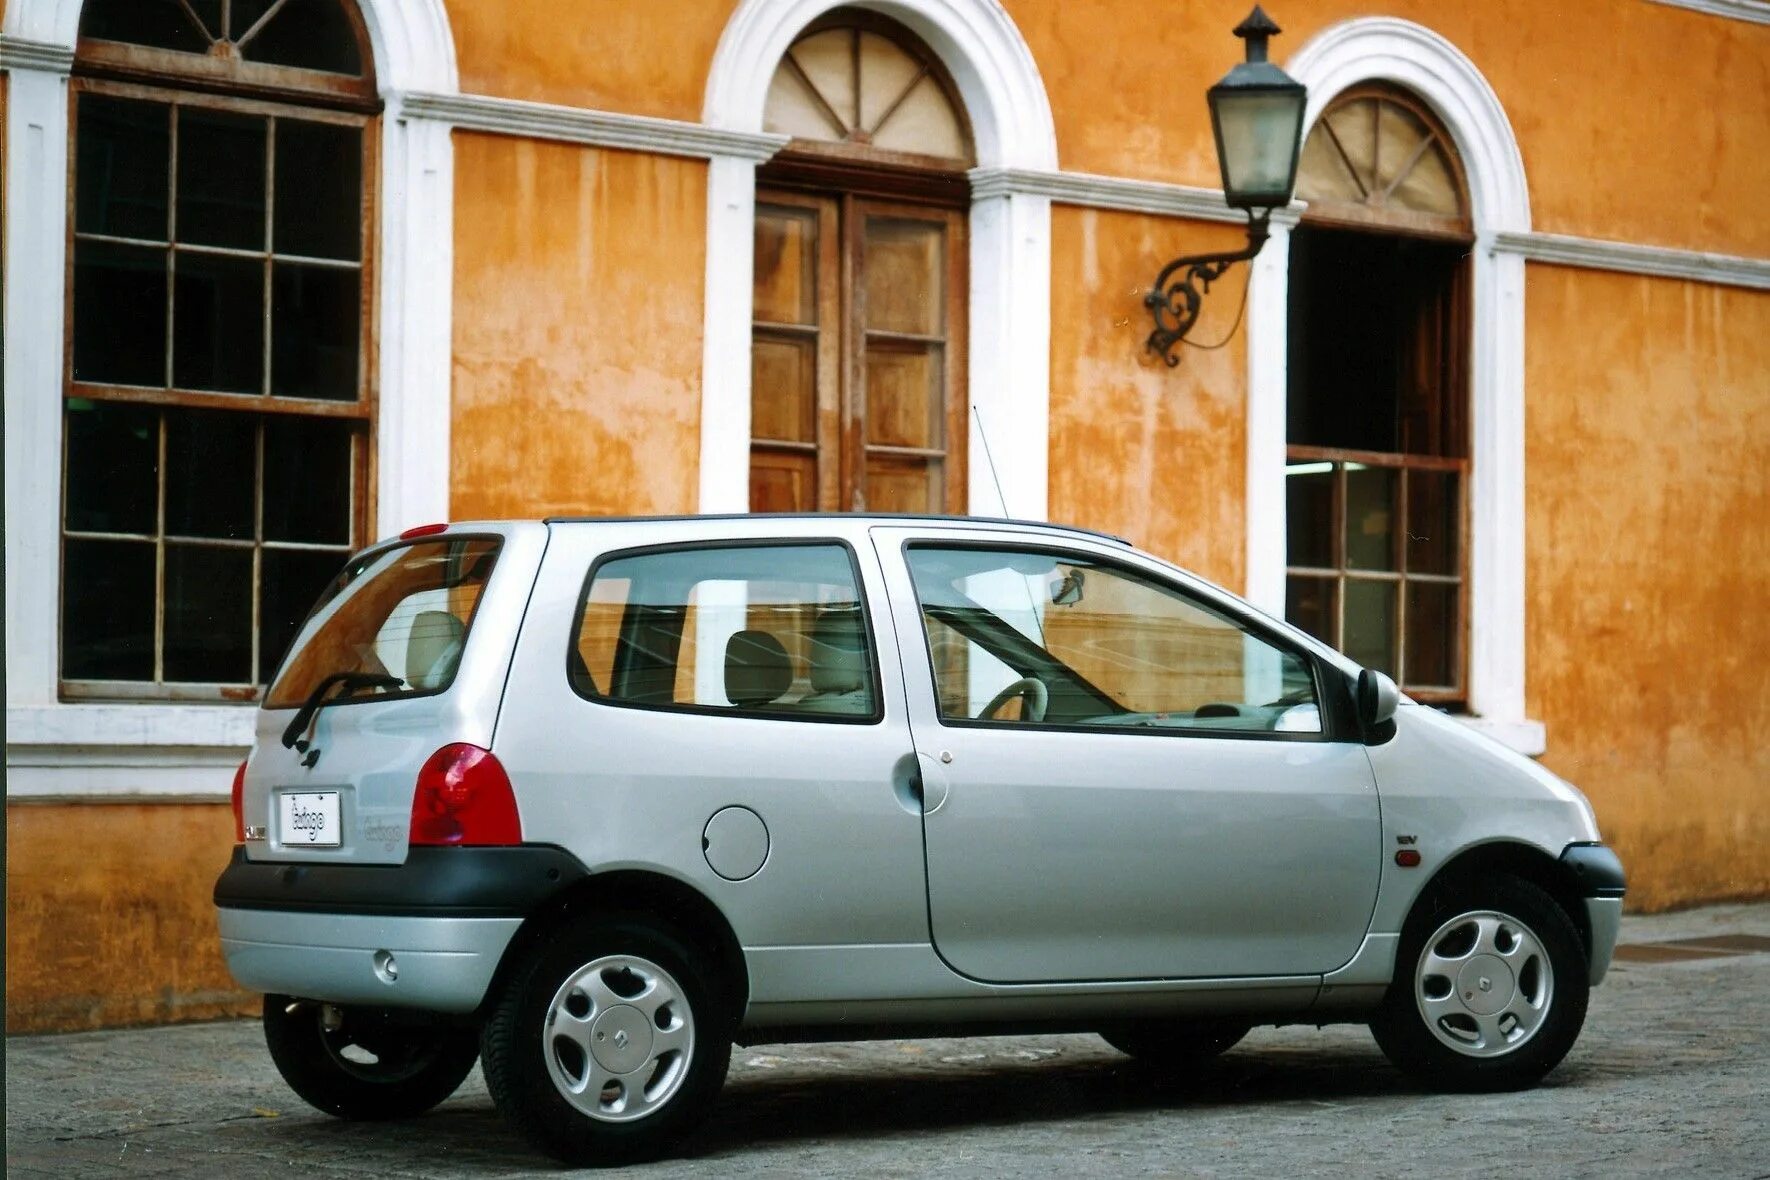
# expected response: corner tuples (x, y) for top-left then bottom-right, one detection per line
(1370, 874), (1589, 1092)
(261, 995), (480, 1120)
(1100, 1019), (1251, 1067)
(480, 914), (733, 1167)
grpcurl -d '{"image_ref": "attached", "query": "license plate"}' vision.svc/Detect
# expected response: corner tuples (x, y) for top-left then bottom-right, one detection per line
(279, 791), (342, 847)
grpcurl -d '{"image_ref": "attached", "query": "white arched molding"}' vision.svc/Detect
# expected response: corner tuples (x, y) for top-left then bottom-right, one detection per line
(701, 0), (1057, 519)
(1246, 17), (1543, 753)
(2, 0), (460, 792)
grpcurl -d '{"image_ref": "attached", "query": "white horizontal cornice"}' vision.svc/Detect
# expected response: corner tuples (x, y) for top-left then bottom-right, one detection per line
(0, 34), (73, 72)
(400, 91), (787, 161)
(968, 166), (1305, 227)
(1493, 230), (1770, 291)
(1644, 0), (1770, 24)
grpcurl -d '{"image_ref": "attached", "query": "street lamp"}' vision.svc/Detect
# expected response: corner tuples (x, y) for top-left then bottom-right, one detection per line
(1145, 6), (1306, 367)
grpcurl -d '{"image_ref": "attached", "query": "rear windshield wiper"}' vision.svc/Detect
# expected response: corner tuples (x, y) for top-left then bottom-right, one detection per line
(281, 672), (404, 751)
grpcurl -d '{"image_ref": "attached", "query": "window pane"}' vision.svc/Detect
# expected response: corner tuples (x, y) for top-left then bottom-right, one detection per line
(166, 408), (255, 539)
(263, 417), (353, 544)
(259, 547), (348, 683)
(65, 401), (159, 535)
(864, 218), (943, 336)
(752, 335), (816, 443)
(80, 0), (211, 53)
(62, 538), (156, 680)
(235, 0), (365, 75)
(1344, 464), (1397, 571)
(73, 240), (168, 387)
(572, 544), (875, 719)
(1285, 462), (1335, 569)
(906, 547), (1320, 734)
(172, 251), (265, 393)
(274, 120), (362, 261)
(749, 449), (817, 513)
(864, 455), (941, 514)
(1407, 470), (1460, 575)
(866, 342), (942, 449)
(753, 206), (817, 325)
(176, 108), (266, 251)
(1285, 575), (1337, 647)
(1344, 579), (1396, 677)
(163, 544), (254, 682)
(272, 263), (360, 399)
(76, 95), (169, 240)
(1405, 582), (1458, 689)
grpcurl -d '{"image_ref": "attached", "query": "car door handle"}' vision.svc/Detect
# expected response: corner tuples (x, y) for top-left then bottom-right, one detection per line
(915, 751), (951, 815)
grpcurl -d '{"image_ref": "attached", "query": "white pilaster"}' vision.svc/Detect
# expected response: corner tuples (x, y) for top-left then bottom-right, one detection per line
(1243, 220), (1292, 614)
(967, 190), (1052, 520)
(697, 155), (762, 515)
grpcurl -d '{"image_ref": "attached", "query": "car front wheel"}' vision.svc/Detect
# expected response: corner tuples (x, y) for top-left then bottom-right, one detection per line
(261, 995), (480, 1120)
(1370, 875), (1588, 1092)
(480, 915), (731, 1166)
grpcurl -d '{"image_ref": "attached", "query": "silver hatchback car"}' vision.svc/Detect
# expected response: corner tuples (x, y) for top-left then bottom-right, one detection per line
(216, 515), (1624, 1165)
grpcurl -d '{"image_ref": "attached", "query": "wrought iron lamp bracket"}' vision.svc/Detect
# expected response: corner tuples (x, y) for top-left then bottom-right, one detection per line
(1143, 209), (1272, 367)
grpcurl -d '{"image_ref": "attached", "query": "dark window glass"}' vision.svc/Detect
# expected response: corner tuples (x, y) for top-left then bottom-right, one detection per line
(177, 108), (267, 250)
(173, 251), (265, 393)
(1405, 583), (1458, 688)
(1344, 466), (1397, 571)
(1285, 576), (1336, 648)
(263, 417), (352, 543)
(1285, 464), (1334, 569)
(75, 96), (169, 240)
(272, 263), (360, 399)
(62, 539), (157, 679)
(80, 0), (211, 53)
(259, 548), (348, 682)
(1407, 470), (1460, 576)
(163, 544), (254, 682)
(73, 240), (168, 386)
(165, 409), (256, 539)
(274, 120), (362, 260)
(238, 0), (364, 74)
(65, 401), (160, 535)
(1343, 580), (1396, 678)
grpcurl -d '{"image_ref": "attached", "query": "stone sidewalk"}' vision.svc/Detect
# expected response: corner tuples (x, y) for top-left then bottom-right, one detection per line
(8, 902), (1768, 1177)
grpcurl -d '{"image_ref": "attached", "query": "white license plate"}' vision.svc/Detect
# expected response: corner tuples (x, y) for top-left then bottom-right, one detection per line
(279, 791), (342, 847)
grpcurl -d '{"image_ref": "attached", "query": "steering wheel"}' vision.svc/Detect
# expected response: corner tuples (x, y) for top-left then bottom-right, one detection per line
(978, 677), (1049, 722)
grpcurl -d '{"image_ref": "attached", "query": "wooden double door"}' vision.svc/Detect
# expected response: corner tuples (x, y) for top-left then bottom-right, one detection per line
(750, 189), (967, 514)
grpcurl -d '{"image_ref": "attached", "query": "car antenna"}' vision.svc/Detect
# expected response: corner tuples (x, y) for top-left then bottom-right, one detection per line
(973, 403), (1049, 647)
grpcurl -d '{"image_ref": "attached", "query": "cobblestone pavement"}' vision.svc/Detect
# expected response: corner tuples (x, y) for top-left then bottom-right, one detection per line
(8, 903), (1768, 1178)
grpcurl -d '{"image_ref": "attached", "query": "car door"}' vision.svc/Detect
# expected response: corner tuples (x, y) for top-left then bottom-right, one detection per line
(871, 526), (1381, 983)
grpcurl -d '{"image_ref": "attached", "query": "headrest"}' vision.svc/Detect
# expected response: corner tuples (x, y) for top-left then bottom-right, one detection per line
(724, 629), (792, 707)
(808, 609), (868, 695)
(406, 610), (465, 690)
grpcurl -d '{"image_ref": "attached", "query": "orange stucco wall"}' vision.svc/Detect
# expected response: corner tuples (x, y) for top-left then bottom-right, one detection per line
(1523, 269), (1770, 911)
(5, 803), (255, 1033)
(449, 133), (708, 519)
(1047, 206), (1248, 588)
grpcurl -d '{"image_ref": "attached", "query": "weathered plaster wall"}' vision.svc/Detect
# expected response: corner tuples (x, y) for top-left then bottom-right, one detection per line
(1046, 206), (1247, 588)
(1524, 268), (1770, 911)
(449, 133), (708, 520)
(5, 803), (254, 1032)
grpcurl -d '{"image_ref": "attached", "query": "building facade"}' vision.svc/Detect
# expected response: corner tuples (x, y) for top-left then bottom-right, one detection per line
(4, 0), (1766, 1031)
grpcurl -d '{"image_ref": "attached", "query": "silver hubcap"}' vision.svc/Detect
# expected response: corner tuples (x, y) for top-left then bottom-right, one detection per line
(544, 954), (694, 1122)
(1415, 910), (1553, 1058)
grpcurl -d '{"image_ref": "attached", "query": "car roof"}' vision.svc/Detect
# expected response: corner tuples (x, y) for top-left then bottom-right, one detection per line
(538, 513), (1133, 546)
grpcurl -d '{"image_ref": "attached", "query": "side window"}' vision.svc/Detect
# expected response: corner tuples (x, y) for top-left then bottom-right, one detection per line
(571, 544), (879, 722)
(904, 546), (1322, 735)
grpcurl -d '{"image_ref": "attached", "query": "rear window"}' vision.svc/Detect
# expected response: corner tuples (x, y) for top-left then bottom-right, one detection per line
(266, 537), (502, 708)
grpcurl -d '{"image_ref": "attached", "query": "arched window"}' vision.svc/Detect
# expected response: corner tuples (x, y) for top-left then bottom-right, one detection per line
(1283, 85), (1472, 703)
(749, 10), (973, 514)
(62, 0), (376, 699)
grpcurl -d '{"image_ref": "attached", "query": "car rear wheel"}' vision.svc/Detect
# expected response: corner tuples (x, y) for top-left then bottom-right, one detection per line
(1100, 1019), (1251, 1068)
(1370, 875), (1588, 1092)
(261, 995), (480, 1120)
(480, 915), (732, 1166)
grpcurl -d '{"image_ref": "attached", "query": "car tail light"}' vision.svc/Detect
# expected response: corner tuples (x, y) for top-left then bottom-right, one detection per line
(231, 760), (248, 843)
(410, 744), (522, 846)
(400, 522), (449, 539)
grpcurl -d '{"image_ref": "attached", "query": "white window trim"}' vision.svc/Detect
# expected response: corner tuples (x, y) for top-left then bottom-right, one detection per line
(699, 0), (1058, 522)
(1245, 17), (1545, 754)
(3, 0), (459, 796)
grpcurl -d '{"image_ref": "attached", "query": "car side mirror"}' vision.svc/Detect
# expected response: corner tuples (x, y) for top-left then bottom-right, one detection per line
(1356, 668), (1400, 739)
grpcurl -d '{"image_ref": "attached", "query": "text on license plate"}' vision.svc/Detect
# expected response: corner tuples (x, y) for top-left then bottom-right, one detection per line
(279, 791), (341, 846)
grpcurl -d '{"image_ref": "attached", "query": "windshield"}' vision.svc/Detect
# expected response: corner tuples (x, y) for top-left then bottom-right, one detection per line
(265, 537), (501, 709)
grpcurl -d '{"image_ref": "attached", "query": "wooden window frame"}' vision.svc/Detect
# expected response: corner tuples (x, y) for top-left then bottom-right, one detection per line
(59, 72), (377, 703)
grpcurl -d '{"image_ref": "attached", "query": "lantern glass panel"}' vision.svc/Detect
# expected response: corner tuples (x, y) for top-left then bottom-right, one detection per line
(1213, 89), (1304, 206)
